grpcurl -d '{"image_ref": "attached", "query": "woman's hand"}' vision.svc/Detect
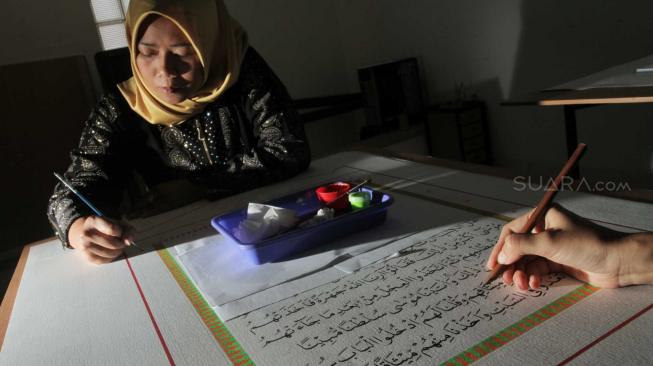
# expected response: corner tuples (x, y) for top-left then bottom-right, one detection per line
(486, 205), (635, 290)
(68, 216), (133, 264)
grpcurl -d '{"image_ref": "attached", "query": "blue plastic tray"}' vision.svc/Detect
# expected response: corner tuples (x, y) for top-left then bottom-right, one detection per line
(210, 185), (393, 264)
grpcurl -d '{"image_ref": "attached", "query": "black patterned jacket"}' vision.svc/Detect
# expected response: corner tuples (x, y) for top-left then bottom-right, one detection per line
(47, 48), (311, 246)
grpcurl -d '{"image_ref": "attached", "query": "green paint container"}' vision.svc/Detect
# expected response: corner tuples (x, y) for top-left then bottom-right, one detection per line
(348, 191), (371, 210)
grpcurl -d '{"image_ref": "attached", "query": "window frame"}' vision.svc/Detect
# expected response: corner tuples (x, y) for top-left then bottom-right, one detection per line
(90, 0), (130, 50)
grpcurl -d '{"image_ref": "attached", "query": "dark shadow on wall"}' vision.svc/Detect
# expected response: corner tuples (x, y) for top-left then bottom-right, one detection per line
(0, 56), (96, 254)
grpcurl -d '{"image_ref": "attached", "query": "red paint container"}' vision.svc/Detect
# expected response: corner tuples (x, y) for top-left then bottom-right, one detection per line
(315, 182), (351, 210)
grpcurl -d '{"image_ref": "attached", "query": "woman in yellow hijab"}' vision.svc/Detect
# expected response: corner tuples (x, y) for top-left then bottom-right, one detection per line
(47, 0), (310, 263)
(119, 0), (248, 125)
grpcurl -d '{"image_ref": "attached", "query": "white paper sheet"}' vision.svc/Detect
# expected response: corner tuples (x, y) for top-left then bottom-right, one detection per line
(0, 240), (235, 366)
(480, 286), (653, 365)
(171, 153), (652, 365)
(224, 217), (595, 366)
(174, 233), (401, 308)
(3, 152), (652, 366)
(140, 152), (652, 329)
(0, 241), (173, 366)
(171, 165), (524, 321)
(168, 155), (526, 321)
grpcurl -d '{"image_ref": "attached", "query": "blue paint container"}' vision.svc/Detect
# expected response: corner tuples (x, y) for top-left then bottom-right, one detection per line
(211, 186), (393, 264)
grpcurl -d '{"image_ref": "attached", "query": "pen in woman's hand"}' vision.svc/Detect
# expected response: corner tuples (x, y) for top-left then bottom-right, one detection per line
(54, 172), (144, 251)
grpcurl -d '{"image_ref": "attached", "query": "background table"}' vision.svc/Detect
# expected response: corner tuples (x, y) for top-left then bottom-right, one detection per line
(503, 55), (653, 178)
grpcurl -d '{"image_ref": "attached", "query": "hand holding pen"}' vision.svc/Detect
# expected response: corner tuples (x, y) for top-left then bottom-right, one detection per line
(54, 173), (142, 264)
(485, 204), (627, 289)
(484, 143), (587, 285)
(68, 216), (136, 264)
(485, 143), (653, 289)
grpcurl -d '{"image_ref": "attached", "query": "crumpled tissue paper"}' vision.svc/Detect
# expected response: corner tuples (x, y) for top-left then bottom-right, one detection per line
(234, 203), (298, 243)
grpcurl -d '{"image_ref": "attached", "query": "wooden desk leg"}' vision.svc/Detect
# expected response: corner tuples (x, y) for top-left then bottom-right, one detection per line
(563, 105), (580, 179)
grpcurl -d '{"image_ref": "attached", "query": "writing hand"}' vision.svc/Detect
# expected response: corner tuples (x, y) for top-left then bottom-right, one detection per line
(486, 205), (634, 290)
(68, 216), (133, 264)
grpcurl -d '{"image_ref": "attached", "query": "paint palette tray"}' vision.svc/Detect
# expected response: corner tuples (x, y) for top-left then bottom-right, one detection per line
(210, 185), (393, 264)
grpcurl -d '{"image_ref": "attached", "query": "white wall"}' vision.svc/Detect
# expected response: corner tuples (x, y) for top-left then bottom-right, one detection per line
(333, 0), (653, 188)
(224, 0), (364, 157)
(335, 0), (521, 98)
(226, 0), (351, 98)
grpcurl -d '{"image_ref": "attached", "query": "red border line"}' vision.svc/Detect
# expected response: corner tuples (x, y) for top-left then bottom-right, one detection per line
(157, 249), (254, 365)
(125, 256), (177, 366)
(557, 303), (653, 366)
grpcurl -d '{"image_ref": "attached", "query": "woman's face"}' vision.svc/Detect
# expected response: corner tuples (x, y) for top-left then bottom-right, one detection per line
(136, 16), (204, 104)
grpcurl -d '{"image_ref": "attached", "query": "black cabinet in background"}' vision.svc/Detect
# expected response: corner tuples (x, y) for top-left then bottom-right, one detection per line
(425, 101), (491, 164)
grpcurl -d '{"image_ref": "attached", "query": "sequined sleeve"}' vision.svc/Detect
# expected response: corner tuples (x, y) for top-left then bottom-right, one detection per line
(195, 48), (311, 196)
(46, 95), (136, 247)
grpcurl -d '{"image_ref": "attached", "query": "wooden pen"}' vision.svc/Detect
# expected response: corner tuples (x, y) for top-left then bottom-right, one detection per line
(54, 172), (143, 251)
(484, 143), (587, 284)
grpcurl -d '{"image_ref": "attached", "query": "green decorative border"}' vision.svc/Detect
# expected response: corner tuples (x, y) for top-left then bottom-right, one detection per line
(440, 283), (600, 365)
(158, 248), (255, 366)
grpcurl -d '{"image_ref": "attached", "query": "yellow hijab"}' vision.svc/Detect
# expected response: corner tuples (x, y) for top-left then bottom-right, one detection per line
(118, 0), (249, 126)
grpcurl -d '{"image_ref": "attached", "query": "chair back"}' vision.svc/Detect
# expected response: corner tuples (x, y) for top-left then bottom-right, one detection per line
(94, 47), (132, 93)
